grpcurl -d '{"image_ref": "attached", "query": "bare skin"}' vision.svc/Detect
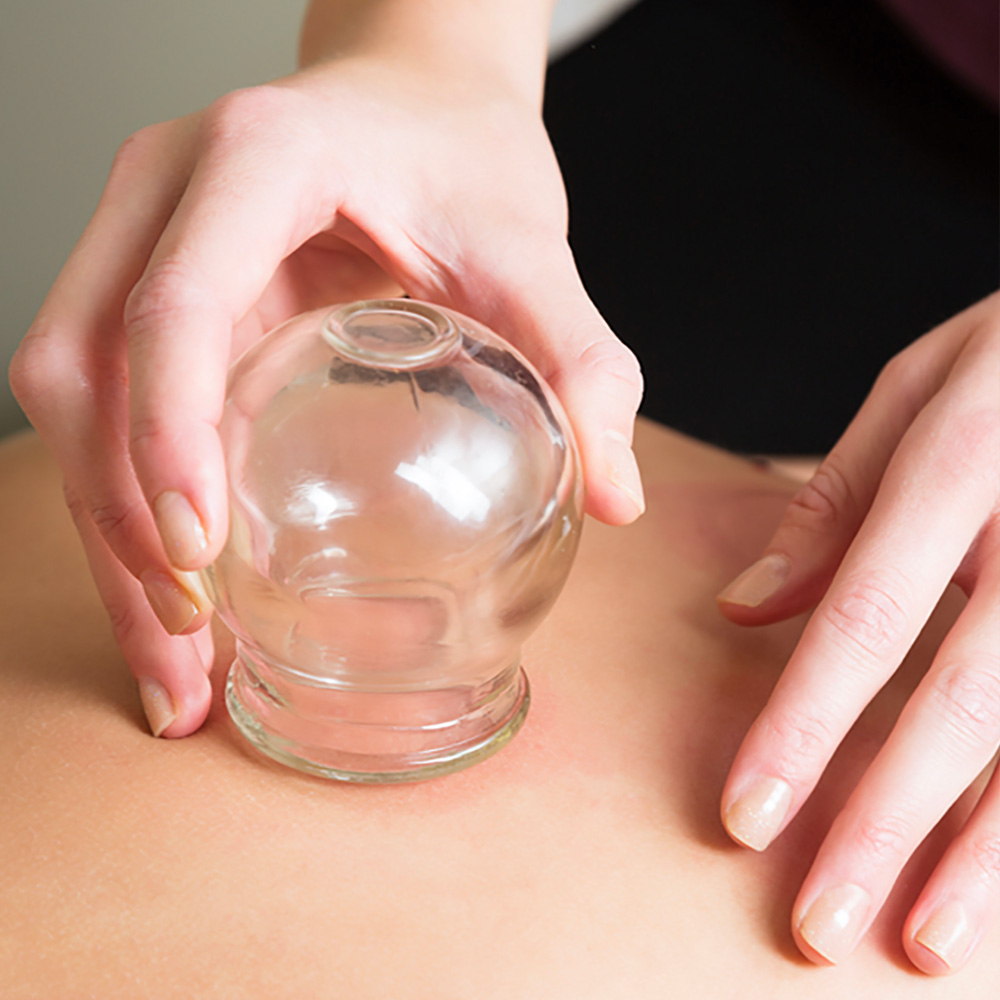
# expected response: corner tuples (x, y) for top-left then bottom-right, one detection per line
(0, 421), (994, 999)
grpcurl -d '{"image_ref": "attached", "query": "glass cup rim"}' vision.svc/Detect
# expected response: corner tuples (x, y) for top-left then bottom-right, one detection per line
(321, 299), (462, 371)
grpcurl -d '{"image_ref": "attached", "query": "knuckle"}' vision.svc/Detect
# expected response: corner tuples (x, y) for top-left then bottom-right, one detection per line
(820, 571), (911, 664)
(930, 656), (1000, 751)
(784, 455), (855, 533)
(764, 707), (835, 782)
(108, 125), (162, 181)
(8, 320), (66, 407)
(874, 346), (916, 393)
(89, 497), (147, 553)
(852, 812), (913, 863)
(574, 337), (644, 406)
(12, 322), (125, 432)
(129, 414), (177, 456)
(124, 258), (211, 337)
(934, 408), (1000, 496)
(202, 85), (288, 150)
(959, 306), (1000, 355)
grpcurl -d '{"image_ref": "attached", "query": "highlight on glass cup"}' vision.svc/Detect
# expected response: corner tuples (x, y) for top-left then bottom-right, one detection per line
(200, 300), (583, 782)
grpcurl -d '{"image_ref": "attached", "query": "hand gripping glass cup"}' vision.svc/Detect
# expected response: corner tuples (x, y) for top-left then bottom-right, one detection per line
(201, 300), (583, 782)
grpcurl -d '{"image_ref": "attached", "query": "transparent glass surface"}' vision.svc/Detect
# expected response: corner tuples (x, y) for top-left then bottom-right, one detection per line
(203, 300), (583, 782)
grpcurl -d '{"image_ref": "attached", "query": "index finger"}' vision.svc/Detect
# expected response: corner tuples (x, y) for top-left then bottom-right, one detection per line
(721, 357), (999, 856)
(124, 89), (342, 571)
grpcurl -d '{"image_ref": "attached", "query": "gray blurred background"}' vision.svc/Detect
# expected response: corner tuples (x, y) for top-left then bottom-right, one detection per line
(0, 0), (617, 439)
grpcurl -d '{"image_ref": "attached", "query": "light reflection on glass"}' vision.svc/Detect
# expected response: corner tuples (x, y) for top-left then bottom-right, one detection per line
(395, 455), (491, 523)
(285, 480), (357, 526)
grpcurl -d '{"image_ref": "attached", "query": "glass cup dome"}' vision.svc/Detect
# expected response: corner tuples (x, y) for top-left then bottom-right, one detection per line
(201, 299), (583, 782)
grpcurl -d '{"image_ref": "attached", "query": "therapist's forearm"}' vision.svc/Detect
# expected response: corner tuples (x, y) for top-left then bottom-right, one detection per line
(299, 0), (557, 108)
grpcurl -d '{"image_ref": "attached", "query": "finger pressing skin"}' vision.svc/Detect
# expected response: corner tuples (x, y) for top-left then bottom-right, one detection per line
(720, 367), (999, 859)
(717, 313), (974, 624)
(65, 483), (213, 738)
(9, 121), (211, 632)
(444, 239), (645, 526)
(905, 764), (1000, 975)
(124, 87), (343, 571)
(790, 553), (1000, 966)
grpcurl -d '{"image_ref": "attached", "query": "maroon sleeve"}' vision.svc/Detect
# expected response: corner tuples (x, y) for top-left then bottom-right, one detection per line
(878, 0), (999, 105)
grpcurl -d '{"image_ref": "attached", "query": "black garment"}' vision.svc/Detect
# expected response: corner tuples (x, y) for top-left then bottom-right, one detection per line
(543, 0), (998, 453)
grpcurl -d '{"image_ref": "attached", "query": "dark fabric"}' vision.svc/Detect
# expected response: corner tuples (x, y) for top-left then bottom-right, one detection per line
(543, 0), (999, 453)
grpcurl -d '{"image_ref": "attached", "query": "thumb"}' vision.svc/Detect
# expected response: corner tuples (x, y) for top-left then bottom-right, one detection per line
(448, 240), (645, 526)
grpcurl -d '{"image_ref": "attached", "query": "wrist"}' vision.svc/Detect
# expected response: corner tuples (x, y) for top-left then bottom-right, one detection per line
(298, 0), (555, 108)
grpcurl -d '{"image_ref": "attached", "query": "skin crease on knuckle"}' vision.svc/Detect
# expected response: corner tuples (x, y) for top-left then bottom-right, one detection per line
(87, 497), (150, 557)
(123, 258), (217, 337)
(818, 571), (913, 669)
(121, 259), (232, 420)
(573, 337), (644, 403)
(784, 455), (856, 536)
(518, 303), (642, 407)
(929, 657), (1000, 756)
(851, 810), (917, 867)
(761, 705), (838, 787)
(126, 413), (191, 459)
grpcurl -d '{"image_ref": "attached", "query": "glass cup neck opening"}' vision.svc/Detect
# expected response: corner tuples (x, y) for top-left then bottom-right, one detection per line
(322, 300), (461, 371)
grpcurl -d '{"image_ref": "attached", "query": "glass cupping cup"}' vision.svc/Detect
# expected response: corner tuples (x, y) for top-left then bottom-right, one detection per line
(201, 300), (583, 782)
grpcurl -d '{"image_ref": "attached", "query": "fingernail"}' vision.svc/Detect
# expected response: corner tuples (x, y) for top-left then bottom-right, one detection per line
(724, 776), (793, 851)
(137, 676), (176, 737)
(602, 431), (645, 517)
(915, 900), (974, 970)
(154, 490), (208, 568)
(141, 570), (201, 634)
(175, 568), (213, 615)
(797, 884), (871, 964)
(717, 553), (790, 608)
